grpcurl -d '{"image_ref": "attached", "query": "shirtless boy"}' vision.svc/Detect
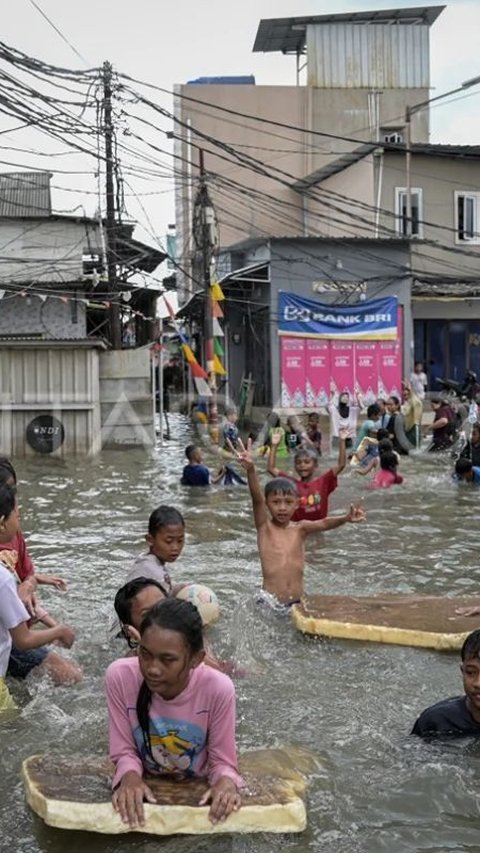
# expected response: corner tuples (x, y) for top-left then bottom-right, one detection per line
(236, 439), (366, 607)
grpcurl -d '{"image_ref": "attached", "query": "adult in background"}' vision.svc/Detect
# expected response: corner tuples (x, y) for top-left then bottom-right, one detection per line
(328, 391), (360, 450)
(410, 361), (427, 400)
(460, 421), (480, 466)
(402, 381), (423, 449)
(385, 396), (410, 455)
(426, 398), (455, 452)
(376, 398), (390, 430)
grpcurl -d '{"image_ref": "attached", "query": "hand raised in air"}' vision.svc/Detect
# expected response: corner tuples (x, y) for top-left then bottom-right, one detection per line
(347, 501), (367, 524)
(229, 437), (254, 471)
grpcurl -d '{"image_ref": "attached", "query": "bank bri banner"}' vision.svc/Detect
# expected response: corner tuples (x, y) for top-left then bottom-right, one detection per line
(278, 292), (398, 340)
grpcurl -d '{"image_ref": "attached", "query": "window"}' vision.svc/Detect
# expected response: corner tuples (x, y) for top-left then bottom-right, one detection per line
(395, 187), (423, 238)
(456, 192), (480, 243)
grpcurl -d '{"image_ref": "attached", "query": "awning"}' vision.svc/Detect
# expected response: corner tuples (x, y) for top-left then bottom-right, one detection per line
(219, 261), (270, 285)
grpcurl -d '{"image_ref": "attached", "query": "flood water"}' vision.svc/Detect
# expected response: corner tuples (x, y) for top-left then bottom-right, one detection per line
(3, 414), (480, 853)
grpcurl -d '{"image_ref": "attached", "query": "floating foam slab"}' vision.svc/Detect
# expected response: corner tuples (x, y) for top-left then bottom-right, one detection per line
(22, 750), (307, 836)
(292, 594), (480, 650)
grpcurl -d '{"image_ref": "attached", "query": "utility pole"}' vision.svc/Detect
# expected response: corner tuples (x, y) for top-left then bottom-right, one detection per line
(193, 150), (219, 441)
(103, 61), (121, 349)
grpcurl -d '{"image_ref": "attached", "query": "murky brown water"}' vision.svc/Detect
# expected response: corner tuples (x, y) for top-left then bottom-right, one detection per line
(3, 414), (480, 853)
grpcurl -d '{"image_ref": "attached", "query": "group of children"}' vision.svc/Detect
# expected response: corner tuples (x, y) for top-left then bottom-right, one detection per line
(3, 386), (480, 831)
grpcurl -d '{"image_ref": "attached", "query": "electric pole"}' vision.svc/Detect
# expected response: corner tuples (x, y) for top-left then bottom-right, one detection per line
(193, 150), (219, 440)
(103, 61), (122, 349)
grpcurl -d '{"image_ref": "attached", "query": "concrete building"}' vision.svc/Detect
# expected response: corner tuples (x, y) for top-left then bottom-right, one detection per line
(174, 6), (441, 299)
(174, 5), (480, 407)
(0, 171), (165, 455)
(292, 142), (480, 388)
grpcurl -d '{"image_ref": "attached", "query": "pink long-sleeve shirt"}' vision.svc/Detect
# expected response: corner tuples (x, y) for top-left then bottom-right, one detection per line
(105, 656), (242, 790)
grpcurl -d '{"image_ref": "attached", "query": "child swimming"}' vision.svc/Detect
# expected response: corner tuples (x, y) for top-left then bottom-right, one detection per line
(454, 458), (480, 484)
(369, 448), (404, 489)
(237, 439), (366, 606)
(181, 446), (226, 487)
(412, 629), (480, 737)
(105, 598), (243, 827)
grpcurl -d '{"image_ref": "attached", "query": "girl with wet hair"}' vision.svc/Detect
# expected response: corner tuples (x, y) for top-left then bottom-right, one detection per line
(106, 598), (243, 829)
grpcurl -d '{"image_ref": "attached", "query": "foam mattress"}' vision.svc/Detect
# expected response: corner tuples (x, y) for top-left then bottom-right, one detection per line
(22, 749), (308, 836)
(292, 594), (480, 649)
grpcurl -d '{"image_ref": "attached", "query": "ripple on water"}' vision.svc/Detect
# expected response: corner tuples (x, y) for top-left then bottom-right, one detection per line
(4, 417), (480, 853)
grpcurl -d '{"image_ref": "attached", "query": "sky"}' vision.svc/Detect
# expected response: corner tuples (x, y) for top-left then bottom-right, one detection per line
(1, 0), (480, 257)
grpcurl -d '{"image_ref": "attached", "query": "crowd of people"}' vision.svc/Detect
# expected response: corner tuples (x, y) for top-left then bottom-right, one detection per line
(2, 358), (480, 832)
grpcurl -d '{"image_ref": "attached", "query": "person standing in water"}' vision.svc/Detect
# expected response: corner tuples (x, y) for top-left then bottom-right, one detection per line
(328, 390), (360, 449)
(105, 598), (243, 828)
(412, 629), (480, 737)
(267, 429), (349, 522)
(237, 438), (366, 608)
(410, 361), (427, 400)
(126, 506), (186, 594)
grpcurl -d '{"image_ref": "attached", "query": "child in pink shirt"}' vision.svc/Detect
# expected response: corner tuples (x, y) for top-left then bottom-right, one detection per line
(369, 450), (404, 489)
(105, 598), (243, 828)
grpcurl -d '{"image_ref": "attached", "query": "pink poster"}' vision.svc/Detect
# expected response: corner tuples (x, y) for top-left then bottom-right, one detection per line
(354, 342), (378, 406)
(377, 341), (402, 399)
(280, 338), (306, 407)
(305, 339), (330, 408)
(330, 341), (354, 397)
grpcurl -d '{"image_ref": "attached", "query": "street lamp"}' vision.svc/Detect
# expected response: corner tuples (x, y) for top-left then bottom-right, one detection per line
(404, 75), (480, 237)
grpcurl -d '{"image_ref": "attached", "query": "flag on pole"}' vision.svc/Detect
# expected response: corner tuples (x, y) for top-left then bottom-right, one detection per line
(210, 282), (225, 301)
(213, 355), (227, 375)
(193, 377), (212, 397)
(214, 338), (224, 357)
(212, 300), (224, 319)
(212, 318), (224, 337)
(181, 343), (196, 364)
(190, 361), (209, 380)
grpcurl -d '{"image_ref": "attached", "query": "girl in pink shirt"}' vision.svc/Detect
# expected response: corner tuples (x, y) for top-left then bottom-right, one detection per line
(105, 598), (243, 828)
(369, 449), (404, 489)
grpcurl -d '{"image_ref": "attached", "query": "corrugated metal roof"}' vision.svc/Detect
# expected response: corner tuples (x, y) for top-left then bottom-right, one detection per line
(253, 7), (445, 54)
(0, 336), (106, 348)
(307, 21), (430, 88)
(0, 171), (52, 218)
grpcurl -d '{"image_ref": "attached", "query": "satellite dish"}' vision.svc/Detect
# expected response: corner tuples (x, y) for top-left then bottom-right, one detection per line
(26, 415), (65, 454)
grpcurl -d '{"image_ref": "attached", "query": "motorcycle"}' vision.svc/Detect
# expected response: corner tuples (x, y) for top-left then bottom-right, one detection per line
(435, 370), (480, 402)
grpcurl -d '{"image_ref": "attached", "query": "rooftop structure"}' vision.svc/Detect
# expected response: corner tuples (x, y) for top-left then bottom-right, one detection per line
(253, 6), (445, 54)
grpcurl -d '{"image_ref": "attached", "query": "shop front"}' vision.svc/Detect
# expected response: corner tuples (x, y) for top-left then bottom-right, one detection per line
(279, 292), (403, 407)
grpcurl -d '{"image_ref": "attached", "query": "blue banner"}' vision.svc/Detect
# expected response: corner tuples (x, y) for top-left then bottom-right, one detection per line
(278, 292), (398, 340)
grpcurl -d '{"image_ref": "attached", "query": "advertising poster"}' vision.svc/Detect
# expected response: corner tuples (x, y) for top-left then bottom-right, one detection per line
(305, 339), (330, 408)
(377, 341), (402, 399)
(330, 341), (354, 397)
(354, 342), (378, 405)
(280, 337), (306, 407)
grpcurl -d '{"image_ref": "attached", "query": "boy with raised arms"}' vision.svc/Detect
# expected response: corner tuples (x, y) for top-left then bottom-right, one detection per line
(267, 428), (349, 522)
(235, 439), (366, 607)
